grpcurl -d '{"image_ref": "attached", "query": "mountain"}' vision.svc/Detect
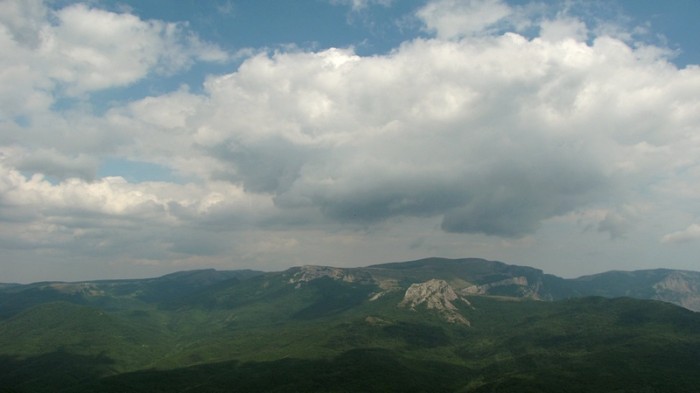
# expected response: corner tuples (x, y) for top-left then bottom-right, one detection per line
(367, 257), (700, 311)
(568, 269), (700, 311)
(0, 269), (263, 318)
(2, 258), (700, 392)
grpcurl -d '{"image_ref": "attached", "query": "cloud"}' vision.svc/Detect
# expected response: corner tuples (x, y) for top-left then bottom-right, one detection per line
(1, 146), (98, 181)
(0, 0), (46, 48)
(330, 0), (393, 12)
(539, 17), (588, 42)
(49, 3), (228, 94)
(0, 162), (279, 264)
(0, 0), (230, 182)
(110, 29), (695, 239)
(596, 208), (638, 240)
(0, 163), (272, 223)
(0, 0), (228, 117)
(417, 0), (512, 38)
(3, 0), (700, 278)
(215, 1), (235, 16)
(662, 224), (700, 245)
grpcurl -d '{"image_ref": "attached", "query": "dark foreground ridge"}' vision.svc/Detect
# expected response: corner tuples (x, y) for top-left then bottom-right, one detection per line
(2, 257), (700, 392)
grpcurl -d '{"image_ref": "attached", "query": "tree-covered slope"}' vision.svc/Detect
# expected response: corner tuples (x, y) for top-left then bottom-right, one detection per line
(2, 258), (700, 392)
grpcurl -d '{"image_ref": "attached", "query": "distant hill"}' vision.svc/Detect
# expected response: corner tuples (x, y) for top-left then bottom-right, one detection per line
(369, 257), (700, 311)
(568, 268), (700, 311)
(0, 269), (263, 318)
(2, 258), (700, 392)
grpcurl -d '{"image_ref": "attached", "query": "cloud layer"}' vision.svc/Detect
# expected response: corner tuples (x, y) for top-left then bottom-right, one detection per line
(2, 0), (700, 281)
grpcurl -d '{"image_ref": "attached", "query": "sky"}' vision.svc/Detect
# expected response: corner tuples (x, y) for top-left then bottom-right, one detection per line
(1, 0), (700, 283)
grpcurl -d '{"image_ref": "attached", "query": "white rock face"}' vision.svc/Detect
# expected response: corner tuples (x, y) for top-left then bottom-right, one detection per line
(462, 276), (527, 295)
(48, 283), (104, 296)
(289, 265), (373, 285)
(654, 271), (696, 293)
(399, 279), (471, 325)
(653, 271), (700, 311)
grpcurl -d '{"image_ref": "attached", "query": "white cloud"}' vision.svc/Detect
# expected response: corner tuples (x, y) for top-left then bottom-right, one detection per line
(0, 0), (228, 118)
(0, 162), (280, 266)
(662, 224), (700, 245)
(0, 163), (269, 222)
(417, 0), (512, 39)
(108, 30), (700, 240)
(1, 146), (98, 180)
(47, 3), (228, 94)
(330, 0), (393, 12)
(0, 0), (229, 179)
(0, 0), (46, 48)
(3, 0), (700, 279)
(539, 17), (588, 42)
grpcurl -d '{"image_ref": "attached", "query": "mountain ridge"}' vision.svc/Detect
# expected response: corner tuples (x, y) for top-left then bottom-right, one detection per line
(3, 257), (700, 312)
(3, 257), (700, 392)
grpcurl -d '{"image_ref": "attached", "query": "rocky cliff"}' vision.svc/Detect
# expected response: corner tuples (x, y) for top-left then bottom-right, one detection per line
(399, 279), (471, 325)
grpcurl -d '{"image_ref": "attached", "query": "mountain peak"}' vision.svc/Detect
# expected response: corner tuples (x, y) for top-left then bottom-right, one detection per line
(399, 279), (471, 325)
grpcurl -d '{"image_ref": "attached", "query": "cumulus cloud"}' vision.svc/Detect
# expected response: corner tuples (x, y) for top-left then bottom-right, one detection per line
(47, 3), (227, 94)
(0, 0), (228, 117)
(0, 162), (278, 263)
(417, 0), (512, 38)
(0, 0), (47, 48)
(662, 224), (700, 245)
(1, 146), (98, 181)
(111, 31), (698, 239)
(0, 0), (229, 184)
(2, 0), (700, 279)
(0, 164), (270, 222)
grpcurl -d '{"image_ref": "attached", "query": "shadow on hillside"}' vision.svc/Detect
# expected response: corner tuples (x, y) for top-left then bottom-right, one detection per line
(292, 278), (374, 320)
(0, 350), (115, 393)
(70, 348), (471, 393)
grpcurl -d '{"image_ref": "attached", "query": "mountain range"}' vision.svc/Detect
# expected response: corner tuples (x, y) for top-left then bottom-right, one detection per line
(2, 257), (700, 392)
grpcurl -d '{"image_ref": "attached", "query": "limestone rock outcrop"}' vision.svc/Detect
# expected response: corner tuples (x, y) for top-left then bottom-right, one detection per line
(399, 279), (471, 325)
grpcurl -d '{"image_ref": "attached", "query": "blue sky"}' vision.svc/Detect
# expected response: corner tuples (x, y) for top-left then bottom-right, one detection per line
(2, 0), (700, 282)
